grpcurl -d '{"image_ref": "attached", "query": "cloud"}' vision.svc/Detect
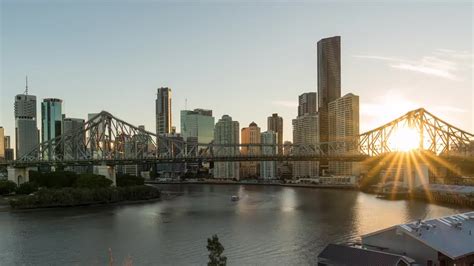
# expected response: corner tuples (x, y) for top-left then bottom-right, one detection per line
(354, 49), (472, 81)
(272, 100), (298, 108)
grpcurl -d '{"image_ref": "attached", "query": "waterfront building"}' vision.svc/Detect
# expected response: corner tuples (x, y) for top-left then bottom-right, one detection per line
(3, 135), (13, 160)
(317, 36), (341, 148)
(157, 133), (185, 179)
(328, 93), (360, 176)
(41, 98), (63, 159)
(241, 122), (261, 178)
(213, 115), (240, 180)
(260, 131), (277, 179)
(0, 127), (4, 160)
(180, 109), (214, 144)
(298, 92), (317, 116)
(62, 118), (85, 159)
(156, 87), (172, 135)
(14, 93), (39, 159)
(267, 113), (283, 155)
(292, 93), (319, 178)
(362, 212), (474, 265)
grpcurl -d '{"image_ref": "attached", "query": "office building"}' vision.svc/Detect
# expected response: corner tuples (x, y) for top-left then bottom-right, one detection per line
(241, 122), (261, 178)
(213, 115), (240, 180)
(41, 98), (63, 159)
(180, 109), (215, 144)
(14, 93), (39, 159)
(157, 133), (185, 178)
(298, 92), (318, 116)
(292, 93), (320, 178)
(260, 131), (277, 179)
(0, 127), (4, 160)
(156, 87), (172, 135)
(62, 118), (85, 159)
(328, 93), (360, 176)
(317, 36), (341, 147)
(267, 113), (283, 155)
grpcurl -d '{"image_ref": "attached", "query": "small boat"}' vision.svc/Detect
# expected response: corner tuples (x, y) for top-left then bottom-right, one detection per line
(231, 195), (239, 201)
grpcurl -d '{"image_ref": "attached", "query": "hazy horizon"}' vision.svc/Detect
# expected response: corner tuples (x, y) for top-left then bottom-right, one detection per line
(1, 1), (473, 143)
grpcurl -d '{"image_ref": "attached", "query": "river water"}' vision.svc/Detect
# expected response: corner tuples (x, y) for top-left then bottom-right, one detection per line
(0, 184), (470, 265)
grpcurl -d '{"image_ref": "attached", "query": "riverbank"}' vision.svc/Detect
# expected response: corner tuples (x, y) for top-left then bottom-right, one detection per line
(146, 180), (357, 190)
(8, 185), (161, 210)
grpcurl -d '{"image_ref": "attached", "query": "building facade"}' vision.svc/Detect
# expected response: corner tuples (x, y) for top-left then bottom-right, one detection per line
(260, 131), (277, 179)
(298, 92), (317, 116)
(156, 87), (172, 135)
(292, 114), (320, 178)
(213, 115), (240, 180)
(62, 118), (85, 160)
(317, 36), (341, 147)
(241, 122), (261, 178)
(267, 113), (283, 155)
(180, 109), (215, 144)
(14, 94), (39, 159)
(0, 127), (4, 160)
(328, 93), (360, 176)
(41, 98), (63, 159)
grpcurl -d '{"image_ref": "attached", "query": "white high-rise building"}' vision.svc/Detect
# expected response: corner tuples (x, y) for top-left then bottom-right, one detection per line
(328, 93), (360, 176)
(213, 115), (239, 180)
(14, 94), (39, 159)
(156, 87), (172, 135)
(260, 130), (277, 179)
(292, 114), (320, 178)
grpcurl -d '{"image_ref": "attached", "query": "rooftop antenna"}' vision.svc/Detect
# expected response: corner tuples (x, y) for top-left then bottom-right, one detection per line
(24, 76), (29, 95)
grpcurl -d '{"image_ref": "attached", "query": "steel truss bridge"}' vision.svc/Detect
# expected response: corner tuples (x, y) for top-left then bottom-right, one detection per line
(1, 108), (473, 168)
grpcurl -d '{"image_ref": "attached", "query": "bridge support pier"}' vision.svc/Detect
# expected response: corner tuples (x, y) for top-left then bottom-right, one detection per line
(7, 166), (37, 185)
(95, 164), (116, 186)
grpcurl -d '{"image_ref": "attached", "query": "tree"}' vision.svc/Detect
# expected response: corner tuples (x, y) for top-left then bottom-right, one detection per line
(206, 234), (227, 266)
(0, 180), (17, 195)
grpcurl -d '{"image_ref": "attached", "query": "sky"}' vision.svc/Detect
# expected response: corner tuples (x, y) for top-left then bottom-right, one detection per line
(1, 0), (473, 144)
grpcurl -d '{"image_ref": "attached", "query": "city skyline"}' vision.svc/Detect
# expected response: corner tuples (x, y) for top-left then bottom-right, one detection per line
(1, 1), (472, 144)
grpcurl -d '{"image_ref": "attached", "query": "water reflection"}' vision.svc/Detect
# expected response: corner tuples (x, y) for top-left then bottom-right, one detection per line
(0, 184), (470, 265)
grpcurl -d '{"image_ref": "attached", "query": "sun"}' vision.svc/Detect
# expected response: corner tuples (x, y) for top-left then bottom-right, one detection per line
(389, 126), (420, 152)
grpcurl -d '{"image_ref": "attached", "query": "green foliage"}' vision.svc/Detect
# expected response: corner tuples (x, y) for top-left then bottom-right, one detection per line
(0, 180), (17, 195)
(74, 174), (113, 188)
(30, 171), (78, 188)
(9, 185), (160, 209)
(16, 182), (39, 195)
(207, 234), (227, 266)
(116, 174), (144, 187)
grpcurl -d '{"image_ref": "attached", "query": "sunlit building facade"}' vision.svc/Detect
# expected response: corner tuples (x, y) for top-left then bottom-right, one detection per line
(213, 115), (240, 180)
(241, 122), (261, 178)
(328, 93), (360, 176)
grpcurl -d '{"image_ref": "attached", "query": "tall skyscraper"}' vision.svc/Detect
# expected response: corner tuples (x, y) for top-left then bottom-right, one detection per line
(156, 87), (172, 135)
(317, 36), (341, 146)
(298, 92), (318, 116)
(241, 122), (261, 178)
(14, 91), (39, 159)
(260, 130), (277, 179)
(0, 127), (4, 160)
(62, 118), (85, 159)
(41, 98), (63, 159)
(267, 113), (283, 155)
(292, 93), (320, 178)
(180, 108), (215, 144)
(213, 115), (240, 180)
(328, 93), (360, 176)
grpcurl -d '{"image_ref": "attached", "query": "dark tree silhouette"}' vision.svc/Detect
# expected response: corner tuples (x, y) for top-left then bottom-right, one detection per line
(206, 234), (227, 266)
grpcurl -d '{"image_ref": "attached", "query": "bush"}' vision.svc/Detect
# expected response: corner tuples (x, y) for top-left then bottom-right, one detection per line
(9, 185), (161, 209)
(116, 174), (145, 187)
(30, 171), (78, 188)
(0, 180), (17, 195)
(74, 174), (113, 189)
(16, 182), (39, 195)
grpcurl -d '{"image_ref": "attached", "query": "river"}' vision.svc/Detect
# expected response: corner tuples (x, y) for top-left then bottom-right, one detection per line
(0, 184), (470, 265)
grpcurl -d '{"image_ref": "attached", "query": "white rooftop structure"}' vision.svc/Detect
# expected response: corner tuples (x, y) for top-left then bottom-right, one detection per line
(363, 211), (474, 261)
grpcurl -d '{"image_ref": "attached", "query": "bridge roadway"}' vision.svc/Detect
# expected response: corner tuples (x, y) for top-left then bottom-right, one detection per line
(0, 154), (369, 168)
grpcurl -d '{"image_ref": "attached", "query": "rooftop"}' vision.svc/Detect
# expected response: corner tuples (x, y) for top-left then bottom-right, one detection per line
(363, 211), (474, 260)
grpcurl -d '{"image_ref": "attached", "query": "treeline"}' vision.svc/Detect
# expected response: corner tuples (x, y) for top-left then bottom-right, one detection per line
(3, 171), (160, 209)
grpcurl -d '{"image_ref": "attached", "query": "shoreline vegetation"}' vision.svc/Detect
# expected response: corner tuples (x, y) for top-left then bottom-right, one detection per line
(1, 172), (161, 210)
